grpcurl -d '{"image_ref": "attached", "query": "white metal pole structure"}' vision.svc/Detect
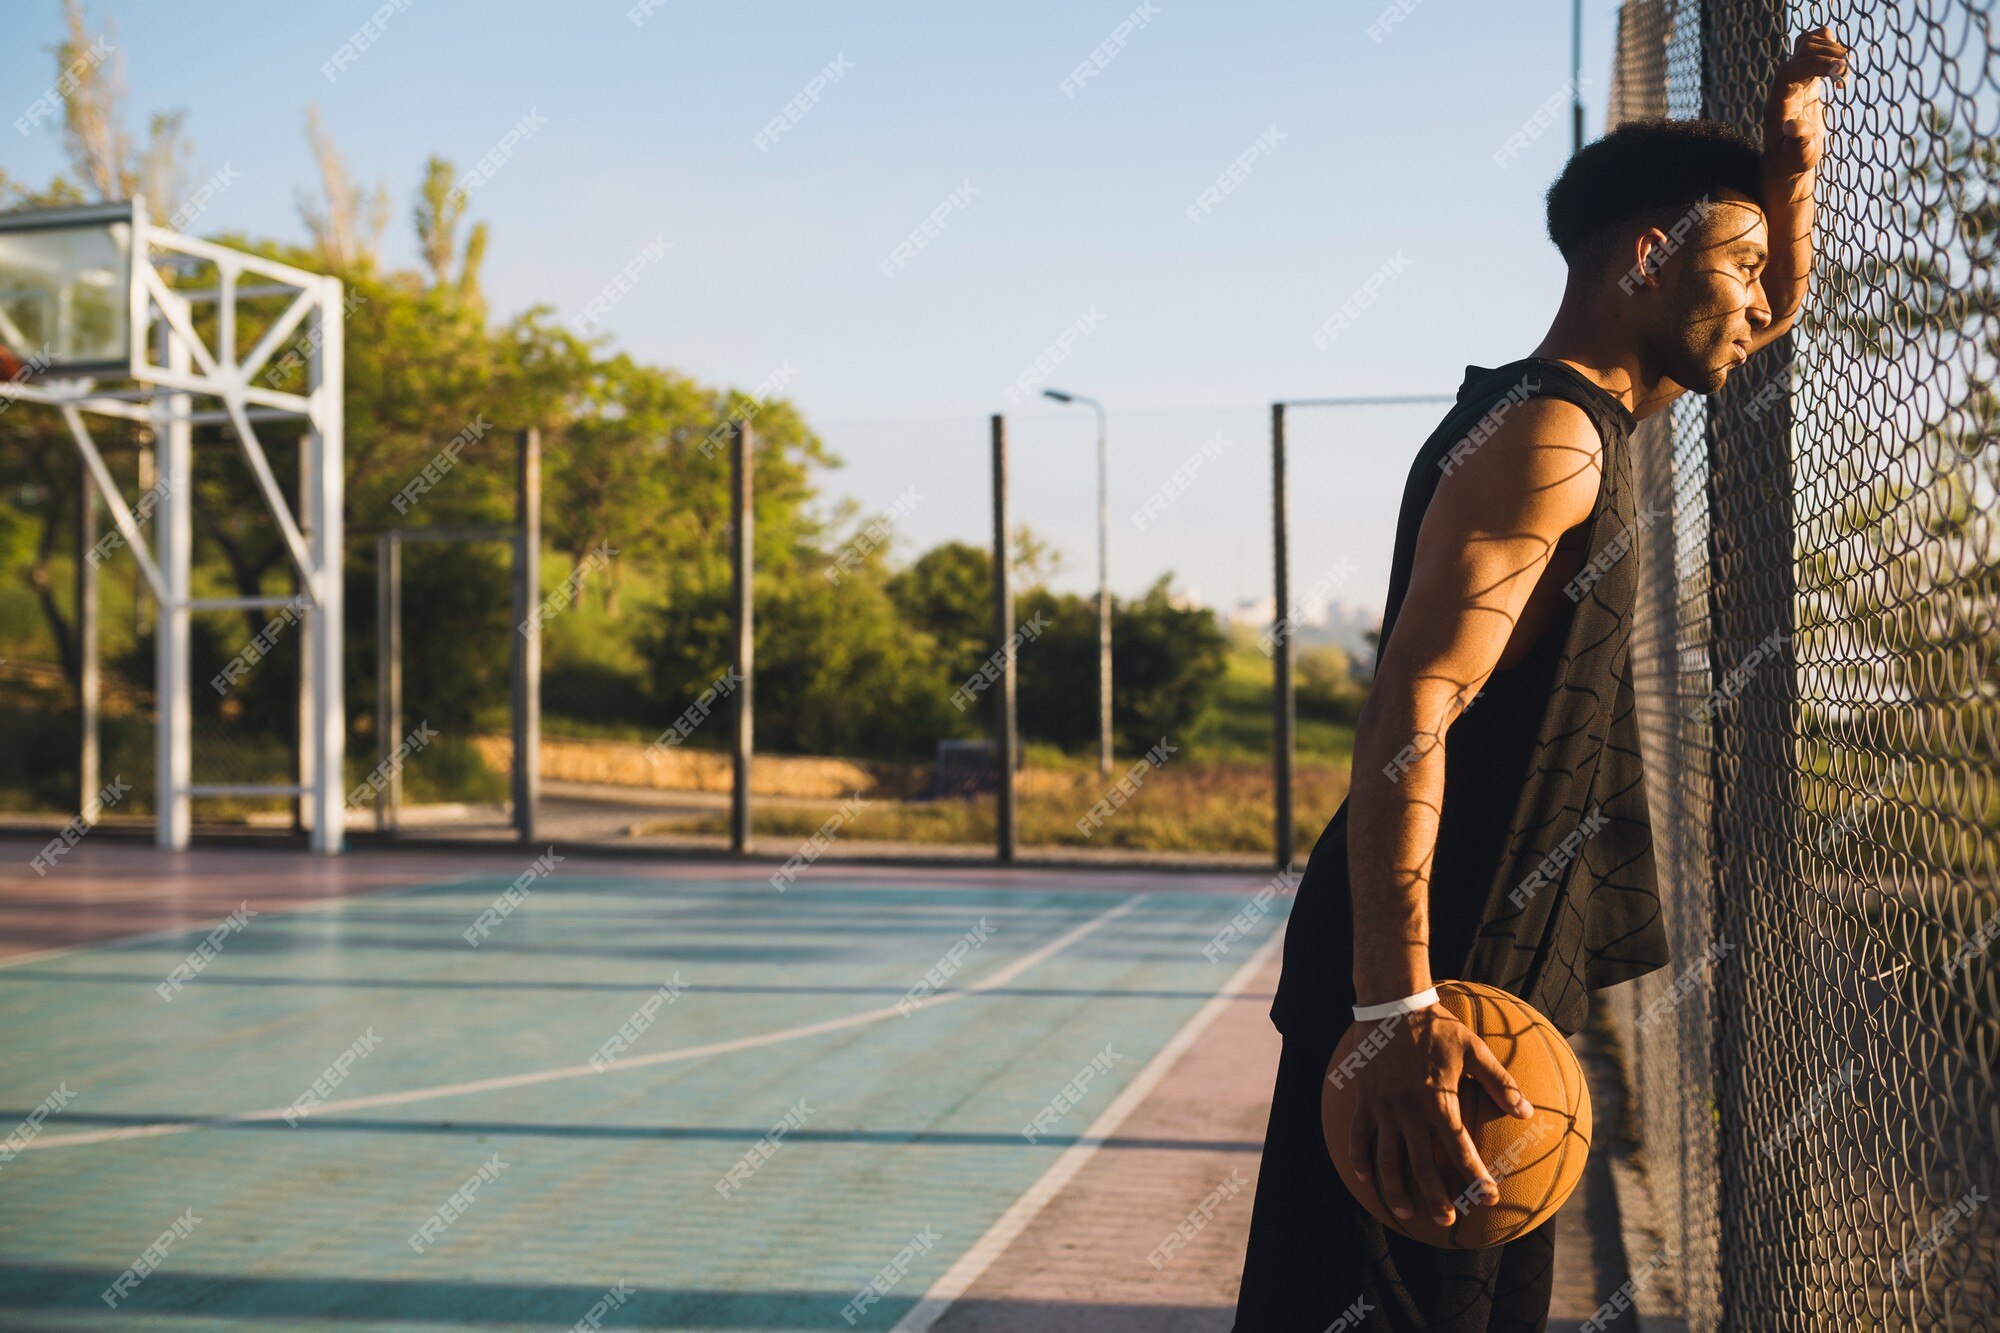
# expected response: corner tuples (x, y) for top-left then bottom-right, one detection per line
(0, 198), (348, 852)
(154, 281), (193, 848)
(305, 264), (345, 849)
(1041, 388), (1114, 779)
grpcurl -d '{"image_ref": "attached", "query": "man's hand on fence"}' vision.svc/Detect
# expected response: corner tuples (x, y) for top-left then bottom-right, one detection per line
(1752, 25), (1847, 340)
(1764, 26), (1849, 182)
(1345, 1003), (1534, 1228)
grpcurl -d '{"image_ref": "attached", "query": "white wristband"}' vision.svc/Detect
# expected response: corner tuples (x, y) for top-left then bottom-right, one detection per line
(1352, 987), (1439, 1022)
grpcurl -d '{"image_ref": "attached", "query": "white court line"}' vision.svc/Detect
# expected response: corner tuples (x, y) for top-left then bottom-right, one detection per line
(889, 929), (1283, 1333)
(0, 872), (491, 973)
(0, 883), (1091, 982)
(0, 868), (893, 974)
(16, 895), (1148, 1152)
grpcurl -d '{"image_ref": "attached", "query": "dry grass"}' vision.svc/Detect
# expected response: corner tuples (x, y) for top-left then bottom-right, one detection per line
(639, 756), (1351, 855)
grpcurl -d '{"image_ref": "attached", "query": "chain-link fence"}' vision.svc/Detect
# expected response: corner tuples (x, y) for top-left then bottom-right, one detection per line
(1605, 1), (1999, 1327)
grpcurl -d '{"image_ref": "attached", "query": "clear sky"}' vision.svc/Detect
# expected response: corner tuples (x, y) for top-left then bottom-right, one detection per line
(2, 0), (1629, 619)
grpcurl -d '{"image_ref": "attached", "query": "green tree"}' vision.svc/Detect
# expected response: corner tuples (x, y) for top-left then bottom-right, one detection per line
(296, 103), (388, 273)
(546, 358), (833, 618)
(412, 155), (488, 295)
(642, 572), (954, 760)
(1105, 576), (1228, 753)
(1297, 642), (1366, 725)
(887, 541), (991, 686)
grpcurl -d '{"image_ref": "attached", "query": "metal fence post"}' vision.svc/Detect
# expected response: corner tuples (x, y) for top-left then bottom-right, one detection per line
(376, 531), (402, 833)
(1272, 402), (1295, 870)
(513, 428), (542, 844)
(1266, 393), (1449, 872)
(731, 418), (754, 854)
(1702, 1), (1806, 1322)
(992, 413), (1016, 862)
(77, 463), (99, 818)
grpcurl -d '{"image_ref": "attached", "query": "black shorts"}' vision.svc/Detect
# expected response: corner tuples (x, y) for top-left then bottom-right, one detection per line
(1232, 1027), (1556, 1332)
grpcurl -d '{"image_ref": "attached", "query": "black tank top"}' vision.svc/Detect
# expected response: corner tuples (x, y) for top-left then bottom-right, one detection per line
(1269, 356), (1671, 1041)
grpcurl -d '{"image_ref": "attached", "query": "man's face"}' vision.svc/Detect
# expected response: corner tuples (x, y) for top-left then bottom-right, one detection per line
(1644, 190), (1774, 394)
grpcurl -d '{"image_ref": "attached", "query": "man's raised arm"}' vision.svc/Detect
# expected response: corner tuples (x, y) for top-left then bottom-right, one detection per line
(1753, 25), (1848, 346)
(1634, 26), (1848, 419)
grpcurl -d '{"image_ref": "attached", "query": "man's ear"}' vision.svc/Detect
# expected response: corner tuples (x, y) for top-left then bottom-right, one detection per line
(1616, 228), (1674, 296)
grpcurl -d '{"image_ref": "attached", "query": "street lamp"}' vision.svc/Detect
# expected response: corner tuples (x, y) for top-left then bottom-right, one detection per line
(1043, 388), (1113, 779)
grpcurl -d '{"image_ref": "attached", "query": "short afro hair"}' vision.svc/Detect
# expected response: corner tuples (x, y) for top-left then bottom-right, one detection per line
(1545, 117), (1764, 267)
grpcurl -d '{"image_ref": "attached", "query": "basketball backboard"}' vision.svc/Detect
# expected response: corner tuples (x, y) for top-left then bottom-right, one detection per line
(0, 200), (136, 379)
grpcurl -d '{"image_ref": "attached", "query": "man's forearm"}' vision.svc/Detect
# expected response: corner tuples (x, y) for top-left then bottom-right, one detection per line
(1759, 162), (1816, 331)
(1757, 26), (1844, 335)
(1759, 78), (1823, 333)
(1345, 694), (1451, 1007)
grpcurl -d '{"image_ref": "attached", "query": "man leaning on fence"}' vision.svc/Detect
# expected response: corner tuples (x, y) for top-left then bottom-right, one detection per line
(1234, 28), (1849, 1332)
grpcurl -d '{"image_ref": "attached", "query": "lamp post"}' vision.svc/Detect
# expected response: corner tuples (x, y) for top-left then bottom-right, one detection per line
(1043, 388), (1113, 779)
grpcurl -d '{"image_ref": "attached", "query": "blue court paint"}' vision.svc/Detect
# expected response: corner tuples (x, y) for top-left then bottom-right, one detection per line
(0, 873), (1287, 1329)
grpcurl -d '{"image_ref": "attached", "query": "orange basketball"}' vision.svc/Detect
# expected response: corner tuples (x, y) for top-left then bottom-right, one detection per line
(1320, 979), (1590, 1248)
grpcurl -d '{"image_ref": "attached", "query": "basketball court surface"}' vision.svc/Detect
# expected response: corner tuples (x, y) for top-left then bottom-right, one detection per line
(0, 842), (1301, 1330)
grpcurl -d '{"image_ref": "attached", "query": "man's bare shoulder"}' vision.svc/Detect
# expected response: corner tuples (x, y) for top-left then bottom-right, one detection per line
(1373, 394), (1602, 709)
(1425, 395), (1603, 543)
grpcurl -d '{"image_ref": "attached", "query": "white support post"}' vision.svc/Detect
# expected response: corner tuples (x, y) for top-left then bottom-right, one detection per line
(154, 302), (193, 849)
(308, 276), (345, 852)
(297, 409), (317, 840)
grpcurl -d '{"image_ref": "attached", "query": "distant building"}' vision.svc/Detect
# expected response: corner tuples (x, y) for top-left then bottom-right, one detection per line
(1227, 595), (1277, 628)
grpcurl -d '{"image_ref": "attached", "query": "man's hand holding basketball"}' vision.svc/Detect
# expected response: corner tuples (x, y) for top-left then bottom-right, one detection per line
(1344, 1003), (1534, 1228)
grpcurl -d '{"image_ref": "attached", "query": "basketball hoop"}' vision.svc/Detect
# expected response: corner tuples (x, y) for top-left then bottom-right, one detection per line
(0, 196), (348, 854)
(0, 199), (136, 380)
